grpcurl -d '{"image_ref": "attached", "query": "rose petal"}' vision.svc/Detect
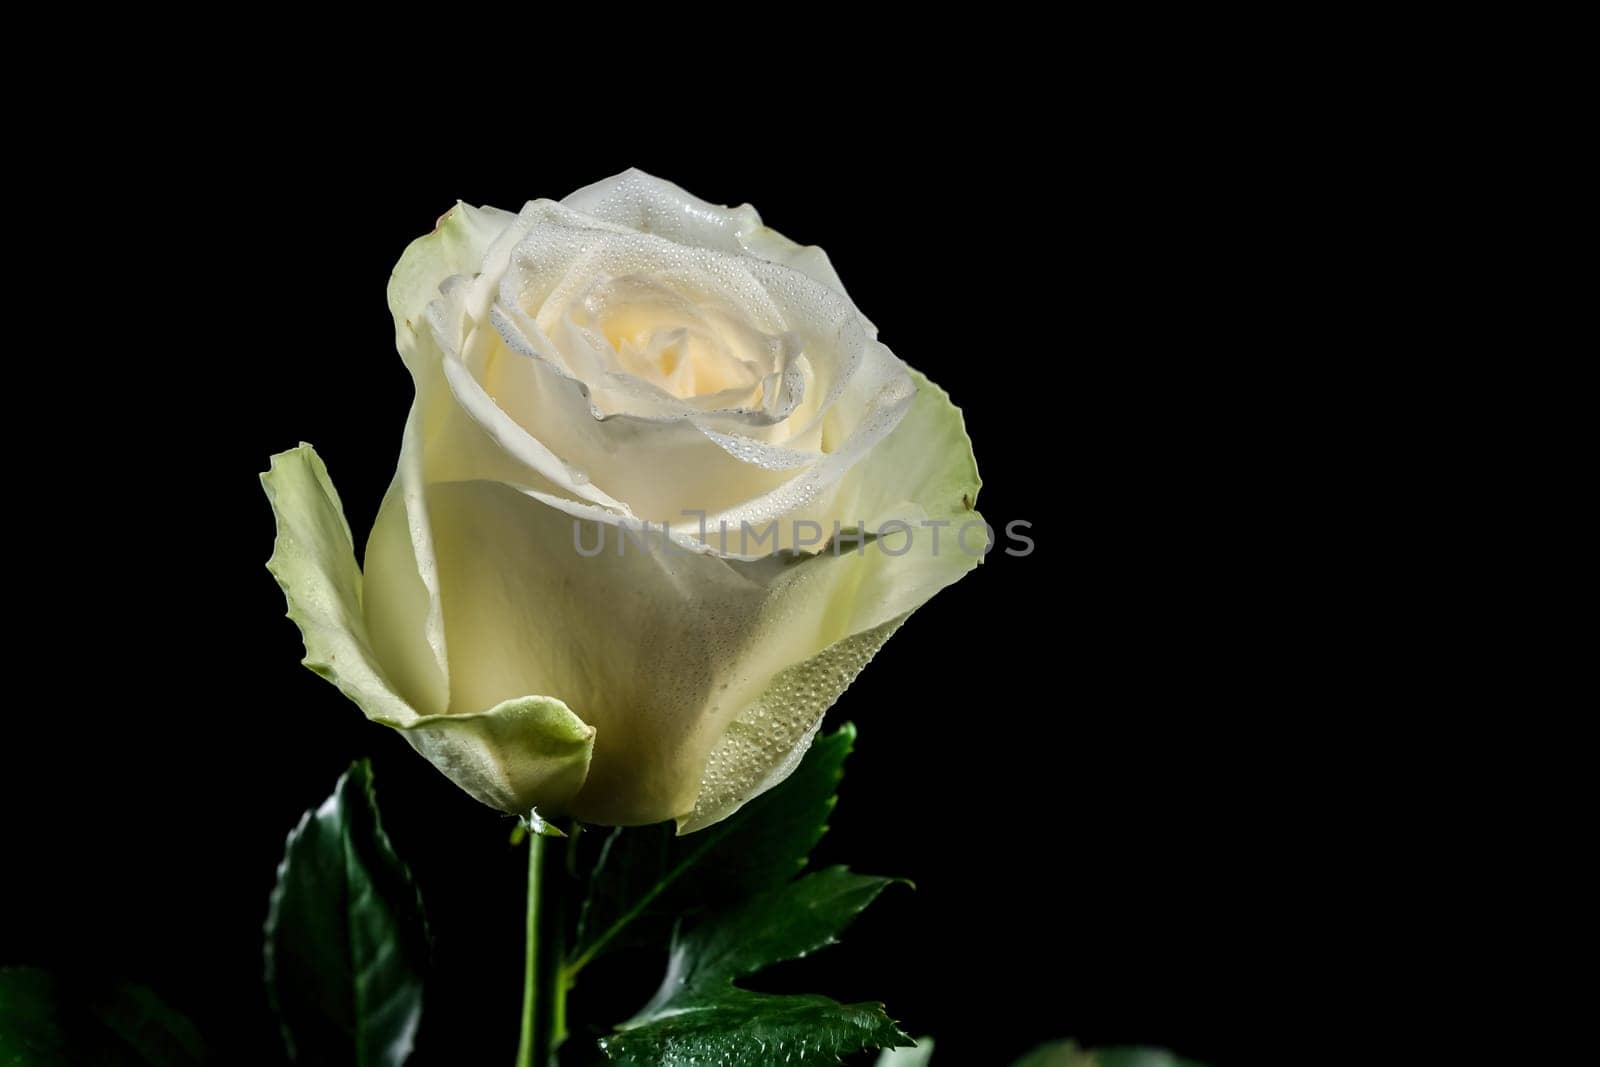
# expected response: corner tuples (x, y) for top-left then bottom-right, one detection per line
(262, 444), (596, 813)
(562, 168), (875, 332)
(679, 367), (984, 830)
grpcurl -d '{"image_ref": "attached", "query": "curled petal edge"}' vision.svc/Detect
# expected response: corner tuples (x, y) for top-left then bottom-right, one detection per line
(261, 443), (595, 813)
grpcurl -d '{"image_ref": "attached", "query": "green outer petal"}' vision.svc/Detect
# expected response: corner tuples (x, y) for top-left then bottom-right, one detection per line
(679, 365), (984, 832)
(404, 696), (595, 813)
(840, 365), (983, 522)
(262, 443), (411, 726)
(387, 202), (515, 368)
(262, 443), (595, 812)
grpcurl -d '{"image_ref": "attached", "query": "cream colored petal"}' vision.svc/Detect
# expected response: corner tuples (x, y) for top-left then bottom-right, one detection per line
(262, 444), (594, 813)
(827, 367), (983, 527)
(424, 476), (764, 825)
(439, 345), (634, 513)
(297, 357), (979, 833)
(737, 223), (877, 334)
(562, 168), (768, 254)
(411, 364), (980, 831)
(450, 199), (901, 542)
(388, 201), (635, 518)
(678, 366), (984, 831)
(562, 168), (875, 331)
(695, 339), (916, 547)
(362, 406), (448, 716)
(373, 202), (518, 718)
(469, 316), (800, 523)
(387, 202), (515, 375)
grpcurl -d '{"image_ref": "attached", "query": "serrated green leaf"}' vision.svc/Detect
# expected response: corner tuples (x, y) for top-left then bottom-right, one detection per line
(265, 760), (427, 1066)
(1011, 1041), (1208, 1067)
(645, 868), (904, 992)
(603, 991), (907, 1066)
(601, 868), (910, 1064)
(570, 725), (856, 972)
(0, 967), (205, 1065)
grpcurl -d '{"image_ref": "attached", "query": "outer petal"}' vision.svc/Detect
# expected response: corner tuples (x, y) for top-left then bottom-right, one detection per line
(376, 203), (630, 724)
(403, 696), (596, 813)
(362, 407), (448, 715)
(696, 339), (916, 545)
(405, 206), (642, 514)
(411, 366), (982, 831)
(262, 444), (411, 725)
(562, 168), (874, 329)
(262, 444), (595, 812)
(423, 476), (766, 825)
(367, 202), (519, 720)
(827, 368), (983, 529)
(387, 202), (516, 373)
(562, 169), (771, 258)
(679, 367), (984, 831)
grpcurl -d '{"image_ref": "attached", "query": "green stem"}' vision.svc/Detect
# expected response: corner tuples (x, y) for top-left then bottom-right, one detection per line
(516, 830), (568, 1067)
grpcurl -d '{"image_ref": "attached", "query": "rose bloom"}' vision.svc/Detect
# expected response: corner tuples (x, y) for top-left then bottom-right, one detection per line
(264, 170), (981, 831)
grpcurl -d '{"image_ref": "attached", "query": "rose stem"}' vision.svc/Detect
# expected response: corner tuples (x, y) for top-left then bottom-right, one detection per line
(516, 825), (569, 1066)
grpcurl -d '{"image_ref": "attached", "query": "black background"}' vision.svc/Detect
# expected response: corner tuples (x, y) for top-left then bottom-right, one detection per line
(4, 118), (1315, 1067)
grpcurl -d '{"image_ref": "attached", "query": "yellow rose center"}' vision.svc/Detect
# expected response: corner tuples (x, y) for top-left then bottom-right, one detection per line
(579, 276), (772, 402)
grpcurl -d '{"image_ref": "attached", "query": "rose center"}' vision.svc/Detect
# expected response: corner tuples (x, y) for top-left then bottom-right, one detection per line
(577, 275), (772, 402)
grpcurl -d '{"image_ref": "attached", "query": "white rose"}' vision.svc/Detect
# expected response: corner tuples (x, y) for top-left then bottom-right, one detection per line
(263, 169), (982, 831)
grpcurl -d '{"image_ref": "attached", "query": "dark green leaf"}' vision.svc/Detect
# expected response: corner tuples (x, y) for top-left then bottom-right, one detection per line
(265, 760), (427, 1066)
(1011, 1041), (1209, 1067)
(600, 867), (910, 1064)
(0, 967), (205, 1065)
(571, 724), (855, 971)
(605, 991), (906, 1066)
(654, 867), (904, 988)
